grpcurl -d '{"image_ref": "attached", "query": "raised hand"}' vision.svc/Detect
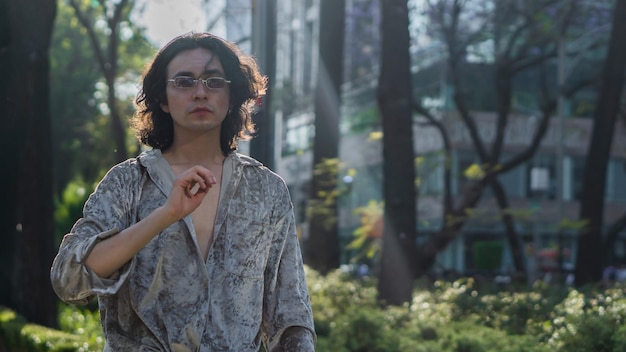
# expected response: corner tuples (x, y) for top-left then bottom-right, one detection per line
(163, 165), (217, 221)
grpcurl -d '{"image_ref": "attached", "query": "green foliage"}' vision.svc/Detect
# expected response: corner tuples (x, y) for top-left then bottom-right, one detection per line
(57, 305), (104, 351)
(558, 217), (590, 231)
(307, 158), (351, 231)
(449, 279), (567, 335)
(463, 163), (503, 181)
(345, 106), (381, 134)
(54, 179), (93, 243)
(415, 152), (450, 197)
(439, 320), (548, 352)
(15, 268), (626, 351)
(51, 0), (154, 195)
(463, 163), (486, 180)
(328, 308), (399, 352)
(305, 268), (626, 352)
(305, 267), (379, 337)
(0, 307), (85, 352)
(347, 200), (383, 262)
(50, 1), (103, 194)
(540, 288), (626, 351)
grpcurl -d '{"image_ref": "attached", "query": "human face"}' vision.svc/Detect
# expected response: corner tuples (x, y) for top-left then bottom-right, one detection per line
(161, 48), (231, 135)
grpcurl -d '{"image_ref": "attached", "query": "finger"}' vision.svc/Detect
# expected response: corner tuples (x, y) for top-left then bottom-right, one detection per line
(192, 166), (217, 186)
(179, 167), (216, 197)
(195, 174), (216, 191)
(189, 182), (201, 196)
(186, 177), (207, 196)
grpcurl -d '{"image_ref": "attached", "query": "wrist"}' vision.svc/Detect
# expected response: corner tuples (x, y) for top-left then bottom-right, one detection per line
(153, 205), (181, 228)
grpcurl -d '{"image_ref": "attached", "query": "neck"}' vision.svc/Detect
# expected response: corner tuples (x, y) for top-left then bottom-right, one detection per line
(164, 131), (226, 166)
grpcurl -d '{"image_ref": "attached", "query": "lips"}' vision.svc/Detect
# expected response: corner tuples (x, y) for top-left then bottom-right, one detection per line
(190, 106), (212, 114)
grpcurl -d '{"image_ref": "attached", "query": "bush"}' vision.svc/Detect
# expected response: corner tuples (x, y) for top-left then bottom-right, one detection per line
(54, 180), (92, 244)
(328, 307), (401, 352)
(540, 287), (626, 351)
(56, 305), (104, 351)
(449, 279), (566, 335)
(306, 267), (379, 337)
(307, 268), (626, 352)
(15, 268), (626, 351)
(435, 320), (550, 352)
(0, 306), (84, 352)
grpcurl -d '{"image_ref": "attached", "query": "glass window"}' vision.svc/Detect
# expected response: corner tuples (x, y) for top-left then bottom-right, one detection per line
(499, 155), (525, 197)
(526, 155), (556, 199)
(571, 157), (585, 201)
(607, 158), (626, 201)
(418, 152), (444, 196)
(352, 165), (383, 205)
(283, 114), (313, 155)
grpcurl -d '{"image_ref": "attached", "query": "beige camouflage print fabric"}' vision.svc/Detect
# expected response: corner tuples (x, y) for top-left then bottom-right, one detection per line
(50, 149), (315, 351)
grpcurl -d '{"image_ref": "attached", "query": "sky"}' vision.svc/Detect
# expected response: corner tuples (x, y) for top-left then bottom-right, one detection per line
(137, 0), (213, 47)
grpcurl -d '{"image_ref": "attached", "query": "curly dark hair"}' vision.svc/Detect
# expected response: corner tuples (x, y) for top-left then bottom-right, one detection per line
(132, 32), (267, 155)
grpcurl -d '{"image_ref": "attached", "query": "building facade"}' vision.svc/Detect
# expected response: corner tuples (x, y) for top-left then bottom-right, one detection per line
(235, 0), (626, 277)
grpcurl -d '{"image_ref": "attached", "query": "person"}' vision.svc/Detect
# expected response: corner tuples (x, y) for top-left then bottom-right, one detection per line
(50, 32), (315, 352)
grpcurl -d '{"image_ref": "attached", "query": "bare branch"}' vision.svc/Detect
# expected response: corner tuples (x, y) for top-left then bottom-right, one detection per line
(427, 0), (491, 161)
(498, 101), (556, 175)
(452, 88), (490, 161)
(412, 100), (453, 212)
(491, 61), (512, 162)
(68, 0), (107, 74)
(205, 4), (226, 33)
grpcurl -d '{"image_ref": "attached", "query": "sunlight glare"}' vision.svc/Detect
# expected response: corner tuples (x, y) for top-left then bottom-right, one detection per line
(137, 0), (208, 47)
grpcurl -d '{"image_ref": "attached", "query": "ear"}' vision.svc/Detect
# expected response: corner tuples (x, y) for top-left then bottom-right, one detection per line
(160, 103), (170, 113)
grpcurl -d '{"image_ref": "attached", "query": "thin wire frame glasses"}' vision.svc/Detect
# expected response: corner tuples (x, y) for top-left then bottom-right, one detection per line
(167, 76), (231, 89)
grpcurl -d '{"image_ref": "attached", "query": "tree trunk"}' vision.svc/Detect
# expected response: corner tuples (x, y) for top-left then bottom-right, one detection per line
(305, 0), (345, 274)
(575, 0), (626, 286)
(414, 179), (487, 277)
(488, 178), (525, 274)
(105, 7), (127, 164)
(411, 0), (575, 283)
(250, 0), (276, 169)
(0, 0), (58, 327)
(377, 0), (417, 306)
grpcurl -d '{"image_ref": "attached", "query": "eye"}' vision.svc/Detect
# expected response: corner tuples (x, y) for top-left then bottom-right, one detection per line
(174, 77), (197, 88)
(206, 78), (226, 89)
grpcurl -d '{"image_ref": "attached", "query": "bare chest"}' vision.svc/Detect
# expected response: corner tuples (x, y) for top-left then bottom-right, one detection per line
(170, 164), (222, 261)
(192, 184), (220, 261)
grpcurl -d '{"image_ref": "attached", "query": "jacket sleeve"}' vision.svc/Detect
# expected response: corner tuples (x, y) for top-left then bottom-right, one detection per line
(262, 185), (316, 352)
(50, 161), (140, 305)
(277, 326), (316, 351)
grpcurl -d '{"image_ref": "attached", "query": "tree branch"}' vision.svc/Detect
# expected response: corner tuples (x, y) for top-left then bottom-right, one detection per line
(412, 100), (453, 213)
(68, 0), (107, 74)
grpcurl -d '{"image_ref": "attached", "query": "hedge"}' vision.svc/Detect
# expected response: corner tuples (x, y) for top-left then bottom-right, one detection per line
(0, 307), (86, 352)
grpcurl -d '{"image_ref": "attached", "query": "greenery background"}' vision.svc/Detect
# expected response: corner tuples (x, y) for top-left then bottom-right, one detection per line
(1, 0), (626, 350)
(3, 270), (626, 351)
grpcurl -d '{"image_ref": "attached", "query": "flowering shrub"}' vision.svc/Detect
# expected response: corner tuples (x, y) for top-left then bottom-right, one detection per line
(8, 267), (624, 351)
(305, 268), (626, 352)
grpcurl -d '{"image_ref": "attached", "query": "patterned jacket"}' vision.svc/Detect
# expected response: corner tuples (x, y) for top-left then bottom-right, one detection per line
(50, 149), (315, 351)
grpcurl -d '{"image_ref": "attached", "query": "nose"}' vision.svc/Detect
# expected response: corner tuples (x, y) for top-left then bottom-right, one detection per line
(192, 81), (210, 99)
